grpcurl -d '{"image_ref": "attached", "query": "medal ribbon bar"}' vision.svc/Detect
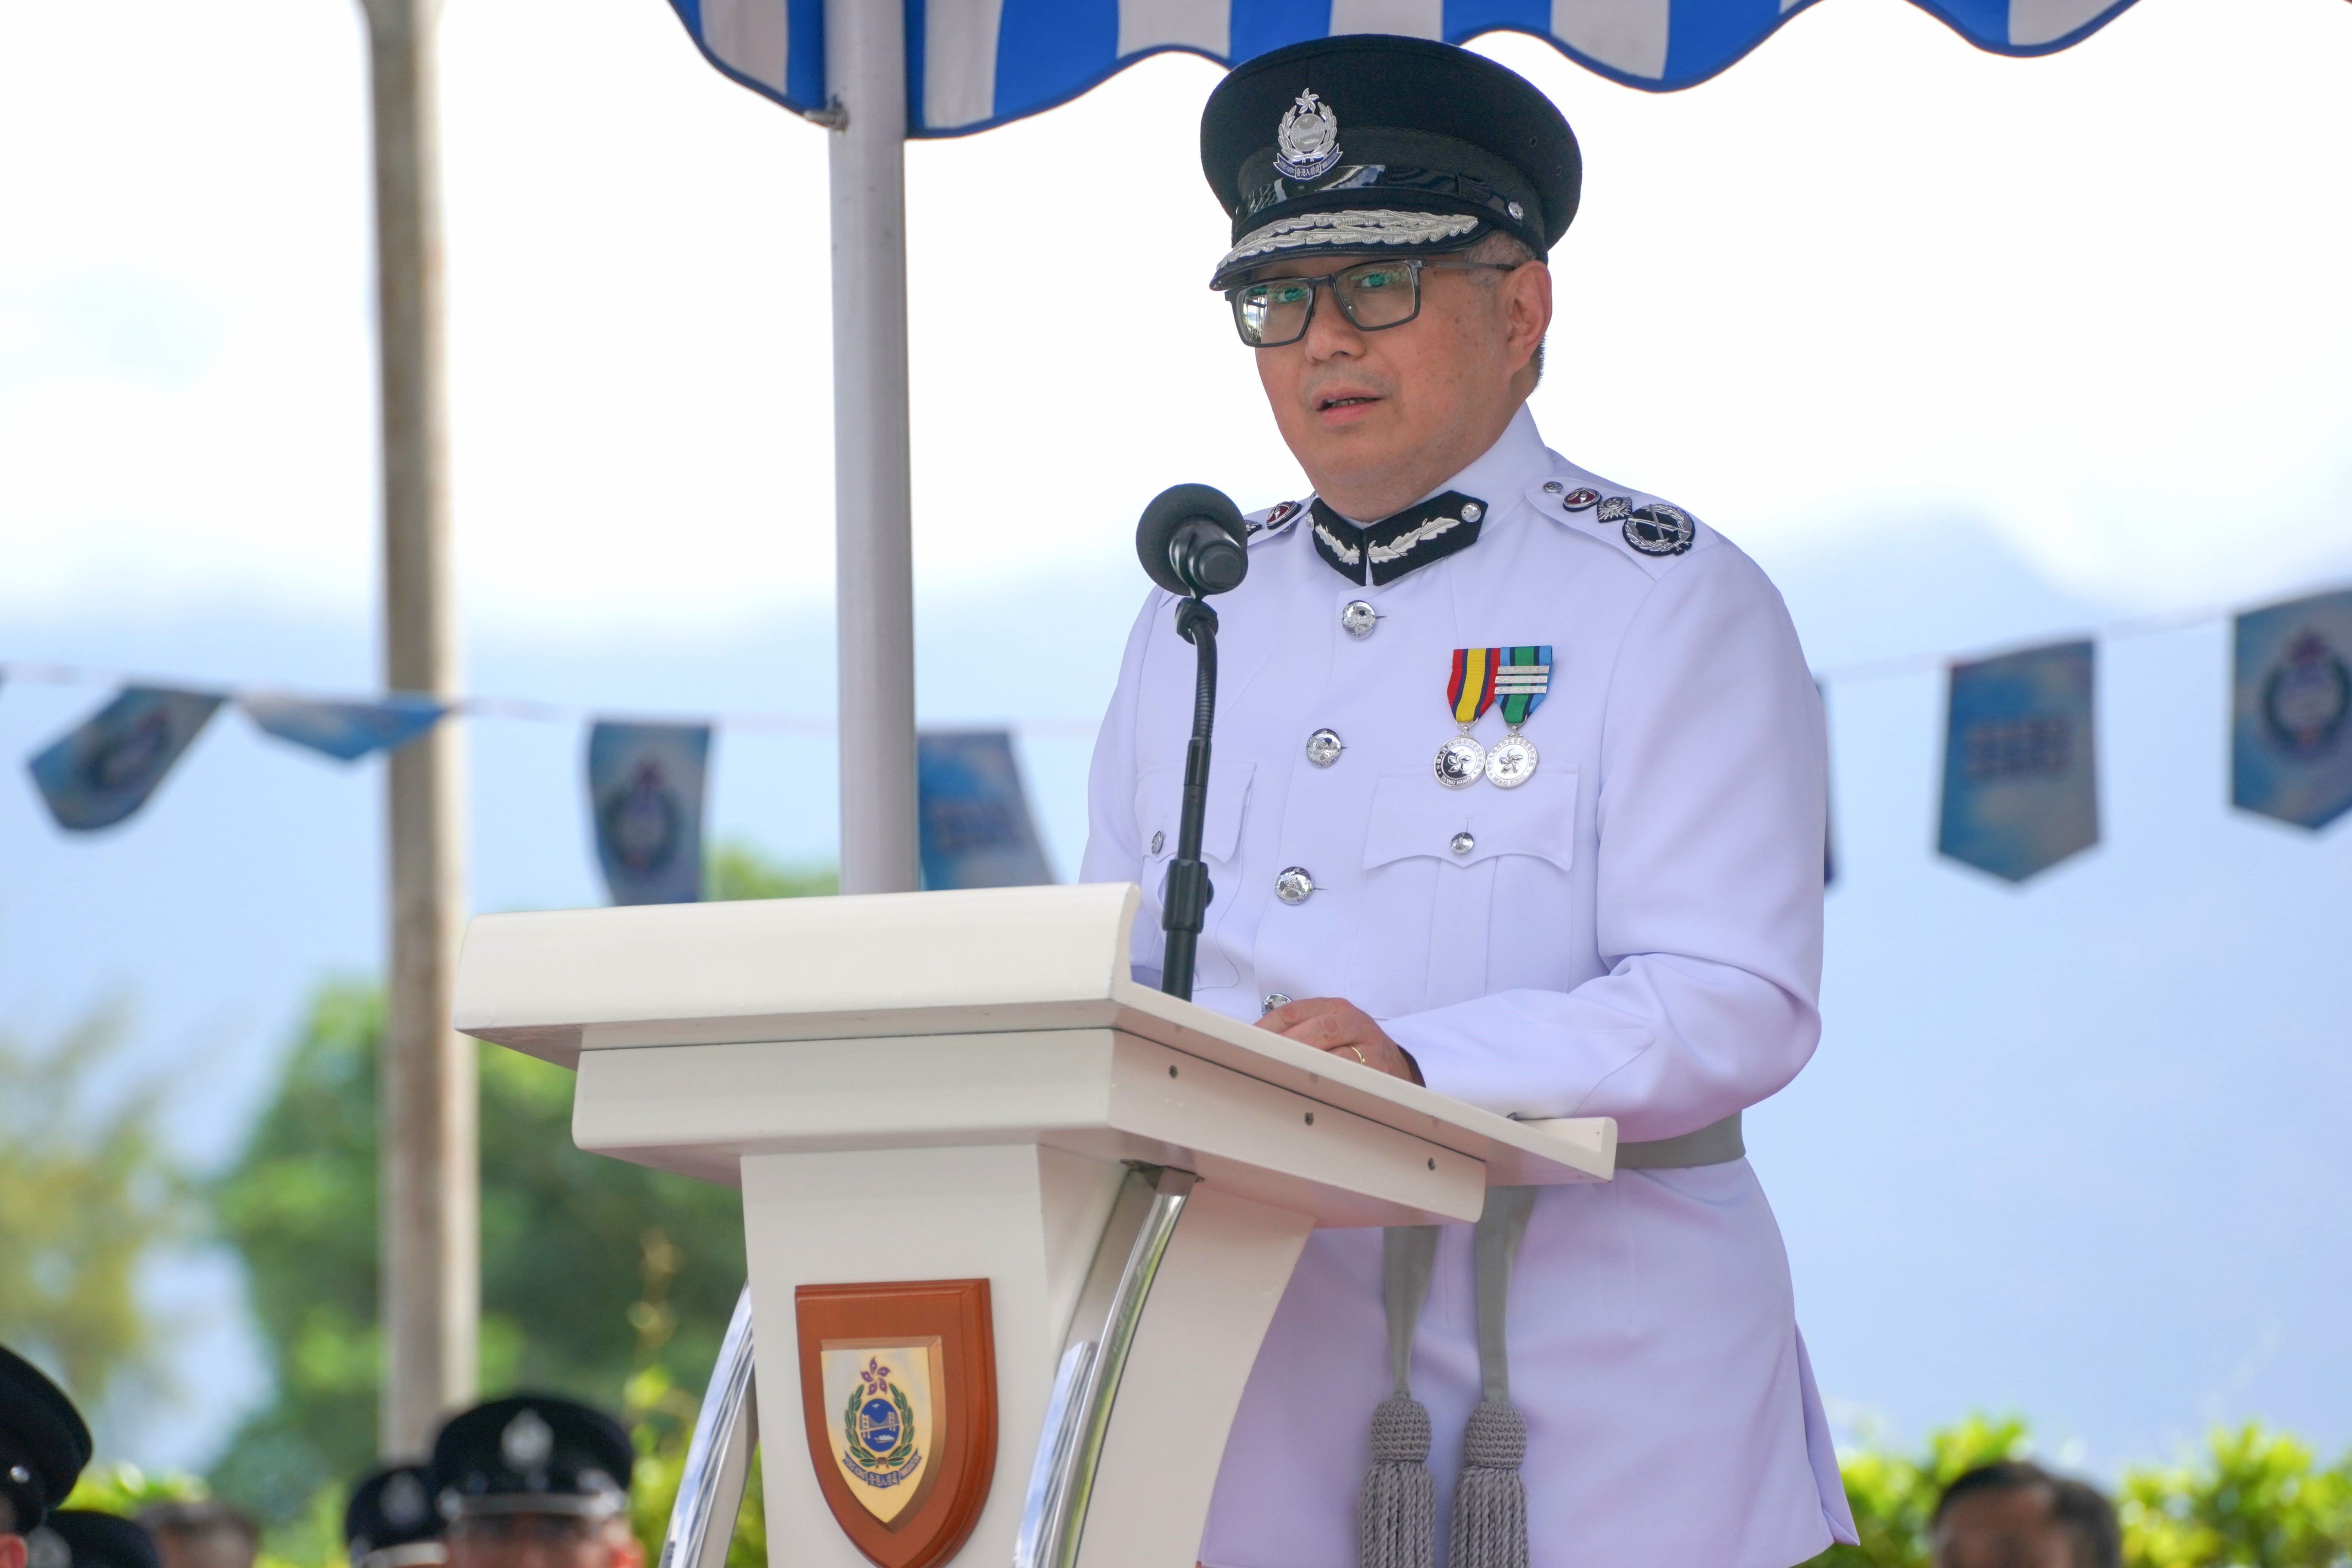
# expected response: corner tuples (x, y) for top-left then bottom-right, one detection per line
(1494, 645), (1552, 727)
(1448, 648), (1500, 724)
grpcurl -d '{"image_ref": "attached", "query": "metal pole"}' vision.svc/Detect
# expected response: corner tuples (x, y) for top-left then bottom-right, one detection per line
(360, 0), (478, 1455)
(824, 0), (921, 895)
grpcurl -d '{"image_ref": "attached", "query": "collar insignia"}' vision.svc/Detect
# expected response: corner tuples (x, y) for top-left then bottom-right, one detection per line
(1273, 90), (1342, 181)
(1309, 491), (1486, 586)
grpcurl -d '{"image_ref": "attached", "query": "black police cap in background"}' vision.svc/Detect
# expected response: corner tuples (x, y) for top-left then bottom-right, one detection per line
(344, 1465), (444, 1568)
(429, 1397), (633, 1521)
(0, 1346), (93, 1534)
(25, 1512), (160, 1568)
(1200, 35), (1581, 289)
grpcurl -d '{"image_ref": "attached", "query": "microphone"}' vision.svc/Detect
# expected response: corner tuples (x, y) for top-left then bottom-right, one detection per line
(1133, 484), (1248, 1003)
(1136, 483), (1249, 599)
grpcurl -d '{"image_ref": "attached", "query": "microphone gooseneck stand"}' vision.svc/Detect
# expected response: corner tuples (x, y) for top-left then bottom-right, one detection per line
(1132, 481), (1248, 1003)
(1159, 595), (1219, 1002)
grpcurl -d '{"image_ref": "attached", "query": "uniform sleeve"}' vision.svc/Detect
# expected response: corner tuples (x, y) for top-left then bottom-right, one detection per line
(1381, 544), (1828, 1142)
(1080, 590), (1167, 987)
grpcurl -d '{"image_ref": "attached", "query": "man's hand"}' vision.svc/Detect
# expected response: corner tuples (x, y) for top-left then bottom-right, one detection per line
(1254, 997), (1423, 1084)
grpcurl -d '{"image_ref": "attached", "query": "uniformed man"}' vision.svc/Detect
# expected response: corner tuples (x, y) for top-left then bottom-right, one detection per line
(0, 1346), (94, 1568)
(344, 1464), (445, 1568)
(1932, 1463), (2120, 1568)
(429, 1397), (639, 1568)
(1081, 35), (1857, 1568)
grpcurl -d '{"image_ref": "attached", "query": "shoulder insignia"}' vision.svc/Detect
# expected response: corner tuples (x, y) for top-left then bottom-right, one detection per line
(1532, 475), (1707, 571)
(1245, 497), (1309, 542)
(1622, 503), (1695, 557)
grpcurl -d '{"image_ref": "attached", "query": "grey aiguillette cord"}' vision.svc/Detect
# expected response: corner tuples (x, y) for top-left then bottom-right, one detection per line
(1364, 1188), (1540, 1568)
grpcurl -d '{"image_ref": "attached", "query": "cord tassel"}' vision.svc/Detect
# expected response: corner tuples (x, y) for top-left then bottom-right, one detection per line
(1449, 1186), (1538, 1568)
(1361, 1226), (1440, 1568)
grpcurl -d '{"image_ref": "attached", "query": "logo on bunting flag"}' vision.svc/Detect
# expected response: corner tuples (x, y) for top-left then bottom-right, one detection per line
(1938, 641), (2099, 883)
(29, 686), (224, 831)
(2233, 590), (2352, 830)
(796, 1280), (996, 1568)
(586, 721), (710, 904)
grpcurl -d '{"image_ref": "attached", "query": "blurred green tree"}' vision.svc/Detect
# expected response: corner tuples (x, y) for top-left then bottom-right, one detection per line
(0, 1006), (192, 1420)
(210, 843), (831, 1540)
(2121, 1423), (2352, 1568)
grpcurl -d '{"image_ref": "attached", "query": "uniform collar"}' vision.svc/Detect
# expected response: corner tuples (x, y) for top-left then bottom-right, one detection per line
(1306, 403), (1549, 586)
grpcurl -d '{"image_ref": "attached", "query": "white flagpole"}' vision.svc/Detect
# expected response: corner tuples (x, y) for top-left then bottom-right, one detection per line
(824, 0), (922, 894)
(358, 0), (480, 1454)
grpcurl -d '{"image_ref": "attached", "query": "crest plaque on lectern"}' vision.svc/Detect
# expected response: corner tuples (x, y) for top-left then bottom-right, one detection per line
(795, 1279), (997, 1568)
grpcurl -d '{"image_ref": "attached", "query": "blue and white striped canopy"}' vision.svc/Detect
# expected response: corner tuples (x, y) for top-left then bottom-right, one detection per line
(667, 0), (2139, 134)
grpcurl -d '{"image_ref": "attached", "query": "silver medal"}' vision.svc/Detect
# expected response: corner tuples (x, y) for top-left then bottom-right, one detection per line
(1485, 731), (1539, 788)
(1434, 733), (1486, 789)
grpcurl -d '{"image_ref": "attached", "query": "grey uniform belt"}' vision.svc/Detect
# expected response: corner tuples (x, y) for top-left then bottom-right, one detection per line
(1612, 1110), (1744, 1170)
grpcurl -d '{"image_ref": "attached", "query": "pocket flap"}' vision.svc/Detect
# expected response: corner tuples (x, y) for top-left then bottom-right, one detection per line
(1362, 765), (1577, 871)
(1137, 759), (1256, 864)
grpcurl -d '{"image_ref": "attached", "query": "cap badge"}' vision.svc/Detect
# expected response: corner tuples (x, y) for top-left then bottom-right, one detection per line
(500, 1408), (554, 1469)
(1274, 90), (1342, 181)
(382, 1472), (430, 1528)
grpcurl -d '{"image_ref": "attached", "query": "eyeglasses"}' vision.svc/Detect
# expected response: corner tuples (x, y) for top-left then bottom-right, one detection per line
(1226, 258), (1522, 348)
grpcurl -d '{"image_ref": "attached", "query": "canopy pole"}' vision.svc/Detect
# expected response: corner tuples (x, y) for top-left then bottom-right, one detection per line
(824, 0), (921, 894)
(360, 0), (479, 1454)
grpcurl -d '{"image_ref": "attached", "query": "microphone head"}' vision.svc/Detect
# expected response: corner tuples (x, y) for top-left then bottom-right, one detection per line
(1137, 483), (1249, 599)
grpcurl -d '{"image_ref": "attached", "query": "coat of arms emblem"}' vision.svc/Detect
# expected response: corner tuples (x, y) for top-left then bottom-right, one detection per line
(797, 1279), (996, 1568)
(1274, 89), (1342, 180)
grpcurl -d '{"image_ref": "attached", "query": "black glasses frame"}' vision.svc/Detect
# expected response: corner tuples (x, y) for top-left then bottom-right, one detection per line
(1225, 258), (1524, 347)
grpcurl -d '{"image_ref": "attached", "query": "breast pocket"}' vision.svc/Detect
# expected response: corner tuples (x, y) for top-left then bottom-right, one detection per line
(1132, 760), (1255, 986)
(1352, 766), (1578, 1014)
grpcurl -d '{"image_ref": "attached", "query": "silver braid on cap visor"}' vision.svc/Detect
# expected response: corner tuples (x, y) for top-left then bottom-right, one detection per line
(1212, 209), (1482, 286)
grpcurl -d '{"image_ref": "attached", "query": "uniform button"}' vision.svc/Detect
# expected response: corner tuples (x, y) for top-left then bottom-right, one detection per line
(1149, 830), (1164, 855)
(1305, 728), (1344, 767)
(1274, 867), (1315, 904)
(1450, 832), (1475, 855)
(1460, 501), (1484, 522)
(1341, 600), (1378, 639)
(1542, 480), (1564, 495)
(1261, 993), (1293, 1014)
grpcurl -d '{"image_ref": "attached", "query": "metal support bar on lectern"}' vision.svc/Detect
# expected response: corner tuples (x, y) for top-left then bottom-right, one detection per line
(1014, 1165), (1200, 1568)
(659, 1285), (758, 1568)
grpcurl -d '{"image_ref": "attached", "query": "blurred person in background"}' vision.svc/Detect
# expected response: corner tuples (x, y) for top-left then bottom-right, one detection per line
(0, 1346), (93, 1568)
(345, 1464), (444, 1568)
(1932, 1460), (2121, 1568)
(26, 1513), (160, 1568)
(429, 1398), (638, 1568)
(134, 1503), (254, 1568)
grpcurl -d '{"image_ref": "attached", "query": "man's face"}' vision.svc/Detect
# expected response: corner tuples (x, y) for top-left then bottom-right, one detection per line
(1934, 1485), (2077, 1568)
(1246, 248), (1550, 521)
(443, 1515), (640, 1568)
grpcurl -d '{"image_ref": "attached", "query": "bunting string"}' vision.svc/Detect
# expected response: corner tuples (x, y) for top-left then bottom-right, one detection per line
(5, 574), (2349, 895)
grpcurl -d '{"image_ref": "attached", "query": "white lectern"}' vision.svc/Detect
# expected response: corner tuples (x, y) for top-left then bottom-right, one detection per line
(454, 883), (1614, 1568)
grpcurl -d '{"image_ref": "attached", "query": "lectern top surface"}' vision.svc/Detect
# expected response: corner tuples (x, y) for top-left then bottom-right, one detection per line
(454, 883), (1613, 1185)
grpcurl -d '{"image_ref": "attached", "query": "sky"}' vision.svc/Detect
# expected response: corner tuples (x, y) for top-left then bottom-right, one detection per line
(2, 0), (2350, 1487)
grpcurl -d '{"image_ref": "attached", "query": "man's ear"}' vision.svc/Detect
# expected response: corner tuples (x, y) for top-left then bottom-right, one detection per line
(602, 1522), (645, 1568)
(1506, 262), (1553, 369)
(1, 1533), (28, 1568)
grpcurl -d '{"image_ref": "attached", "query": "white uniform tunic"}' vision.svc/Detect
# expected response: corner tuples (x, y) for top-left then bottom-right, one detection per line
(1078, 406), (1858, 1568)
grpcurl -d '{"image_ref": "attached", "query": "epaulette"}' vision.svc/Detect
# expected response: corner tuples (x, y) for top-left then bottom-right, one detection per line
(1523, 475), (1709, 577)
(1242, 497), (1309, 543)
